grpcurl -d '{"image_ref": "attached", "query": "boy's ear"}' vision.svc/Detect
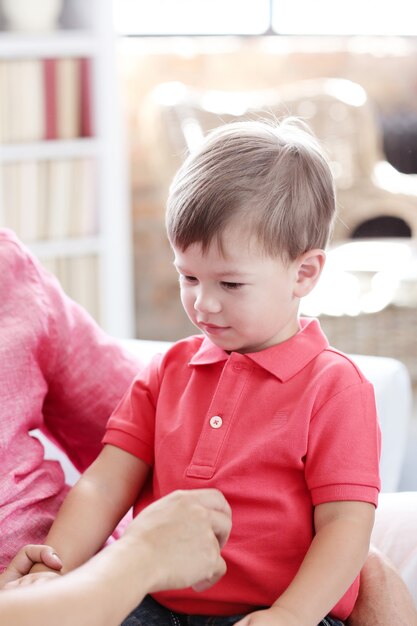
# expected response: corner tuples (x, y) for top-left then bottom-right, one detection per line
(294, 249), (326, 297)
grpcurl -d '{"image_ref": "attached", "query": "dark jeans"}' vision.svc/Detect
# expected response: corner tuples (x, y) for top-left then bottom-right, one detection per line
(121, 595), (345, 626)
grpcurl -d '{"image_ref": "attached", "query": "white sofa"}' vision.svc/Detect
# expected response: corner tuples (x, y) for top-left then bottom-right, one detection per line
(36, 339), (417, 606)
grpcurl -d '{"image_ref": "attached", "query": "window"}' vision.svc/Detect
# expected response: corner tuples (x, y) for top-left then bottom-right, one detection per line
(114, 0), (416, 36)
(113, 0), (271, 36)
(273, 0), (417, 36)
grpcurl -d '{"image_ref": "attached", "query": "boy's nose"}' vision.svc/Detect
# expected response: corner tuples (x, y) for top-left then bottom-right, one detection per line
(194, 288), (222, 314)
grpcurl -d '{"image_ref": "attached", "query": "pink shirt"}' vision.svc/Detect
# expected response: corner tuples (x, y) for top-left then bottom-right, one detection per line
(104, 320), (381, 619)
(0, 229), (141, 571)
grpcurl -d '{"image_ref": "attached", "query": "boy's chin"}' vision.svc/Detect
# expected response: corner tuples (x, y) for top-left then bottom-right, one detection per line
(203, 335), (250, 354)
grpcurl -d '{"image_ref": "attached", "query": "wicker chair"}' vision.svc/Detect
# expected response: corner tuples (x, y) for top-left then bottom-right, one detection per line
(140, 77), (417, 240)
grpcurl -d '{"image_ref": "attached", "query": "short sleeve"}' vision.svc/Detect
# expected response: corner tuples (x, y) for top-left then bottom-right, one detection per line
(103, 354), (163, 466)
(305, 381), (381, 506)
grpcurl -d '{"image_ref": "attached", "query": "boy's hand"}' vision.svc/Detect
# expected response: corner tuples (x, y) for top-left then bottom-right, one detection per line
(236, 606), (301, 626)
(0, 545), (62, 589)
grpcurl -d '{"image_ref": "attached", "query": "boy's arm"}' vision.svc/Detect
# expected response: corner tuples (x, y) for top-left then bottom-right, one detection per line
(29, 444), (150, 577)
(236, 501), (375, 626)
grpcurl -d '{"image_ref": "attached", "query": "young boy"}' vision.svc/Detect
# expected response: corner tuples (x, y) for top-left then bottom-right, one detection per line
(26, 119), (381, 626)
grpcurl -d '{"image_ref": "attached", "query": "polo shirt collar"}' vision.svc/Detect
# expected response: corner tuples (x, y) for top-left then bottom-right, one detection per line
(189, 318), (329, 382)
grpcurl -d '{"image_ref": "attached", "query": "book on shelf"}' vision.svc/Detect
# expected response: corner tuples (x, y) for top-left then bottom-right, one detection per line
(0, 163), (20, 233)
(69, 254), (100, 321)
(43, 58), (58, 140)
(47, 158), (97, 239)
(35, 160), (49, 240)
(17, 161), (41, 242)
(20, 60), (46, 142)
(71, 158), (97, 236)
(41, 253), (101, 324)
(80, 57), (93, 137)
(0, 62), (6, 143)
(40, 255), (58, 278)
(0, 161), (46, 241)
(0, 57), (92, 143)
(0, 59), (45, 142)
(56, 57), (81, 140)
(47, 159), (73, 239)
(56, 256), (72, 301)
(0, 158), (97, 241)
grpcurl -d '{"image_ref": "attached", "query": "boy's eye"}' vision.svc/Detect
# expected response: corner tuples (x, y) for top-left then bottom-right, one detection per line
(181, 275), (198, 283)
(221, 281), (244, 290)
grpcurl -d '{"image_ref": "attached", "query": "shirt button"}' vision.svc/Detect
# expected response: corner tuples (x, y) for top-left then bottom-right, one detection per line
(209, 415), (223, 429)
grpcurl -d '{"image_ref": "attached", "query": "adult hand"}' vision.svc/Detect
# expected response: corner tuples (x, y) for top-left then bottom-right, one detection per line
(0, 545), (62, 589)
(123, 488), (232, 593)
(0, 491), (231, 626)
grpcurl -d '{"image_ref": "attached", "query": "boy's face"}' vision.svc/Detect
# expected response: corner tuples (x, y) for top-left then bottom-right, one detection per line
(173, 225), (302, 354)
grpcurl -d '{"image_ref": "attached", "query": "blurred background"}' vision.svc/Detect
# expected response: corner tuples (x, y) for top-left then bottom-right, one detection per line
(0, 0), (416, 389)
(117, 0), (417, 390)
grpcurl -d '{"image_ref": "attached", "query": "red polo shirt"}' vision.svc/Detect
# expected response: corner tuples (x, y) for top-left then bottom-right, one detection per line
(104, 318), (381, 619)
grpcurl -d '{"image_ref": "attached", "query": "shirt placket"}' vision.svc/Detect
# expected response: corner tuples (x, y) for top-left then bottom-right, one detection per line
(186, 353), (253, 479)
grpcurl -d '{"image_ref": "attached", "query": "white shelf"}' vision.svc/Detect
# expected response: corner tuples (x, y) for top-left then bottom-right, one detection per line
(0, 138), (101, 162)
(0, 0), (135, 338)
(29, 235), (102, 259)
(0, 31), (99, 58)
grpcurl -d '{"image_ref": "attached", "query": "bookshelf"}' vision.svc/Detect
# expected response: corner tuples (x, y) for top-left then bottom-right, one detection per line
(0, 0), (135, 337)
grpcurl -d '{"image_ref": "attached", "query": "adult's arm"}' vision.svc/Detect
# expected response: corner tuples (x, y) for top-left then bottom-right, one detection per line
(348, 490), (417, 625)
(0, 229), (141, 475)
(0, 489), (231, 626)
(347, 546), (417, 626)
(0, 230), (141, 569)
(39, 265), (141, 472)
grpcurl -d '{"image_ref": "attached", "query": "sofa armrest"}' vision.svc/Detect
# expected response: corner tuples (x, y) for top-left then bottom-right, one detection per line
(349, 354), (412, 492)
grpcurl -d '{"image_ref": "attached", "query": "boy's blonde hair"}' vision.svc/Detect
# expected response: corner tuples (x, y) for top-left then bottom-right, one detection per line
(166, 117), (335, 261)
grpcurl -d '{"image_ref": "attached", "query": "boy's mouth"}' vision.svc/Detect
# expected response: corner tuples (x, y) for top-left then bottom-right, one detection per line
(199, 322), (230, 335)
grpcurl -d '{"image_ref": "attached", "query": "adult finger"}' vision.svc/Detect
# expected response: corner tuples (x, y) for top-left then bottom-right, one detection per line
(186, 488), (232, 517)
(178, 489), (232, 548)
(207, 507), (232, 550)
(191, 554), (227, 592)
